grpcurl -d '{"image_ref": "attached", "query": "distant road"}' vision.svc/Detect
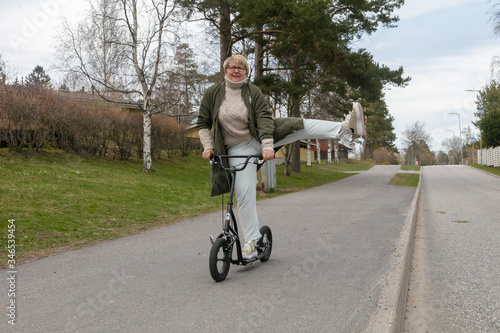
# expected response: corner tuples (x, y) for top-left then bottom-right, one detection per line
(405, 166), (500, 332)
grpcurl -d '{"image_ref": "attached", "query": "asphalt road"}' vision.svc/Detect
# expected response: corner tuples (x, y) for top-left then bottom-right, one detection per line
(404, 166), (500, 333)
(2, 165), (418, 333)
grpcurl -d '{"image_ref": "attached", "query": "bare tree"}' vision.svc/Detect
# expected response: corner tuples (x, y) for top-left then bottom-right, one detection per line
(401, 120), (430, 147)
(489, 4), (500, 78)
(56, 0), (181, 171)
(401, 120), (434, 165)
(442, 136), (461, 164)
(56, 1), (127, 95)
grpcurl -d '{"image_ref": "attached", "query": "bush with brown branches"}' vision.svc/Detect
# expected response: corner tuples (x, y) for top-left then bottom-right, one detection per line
(0, 85), (188, 159)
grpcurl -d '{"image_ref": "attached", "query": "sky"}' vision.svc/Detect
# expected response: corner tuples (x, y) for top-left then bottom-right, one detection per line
(1, 0), (499, 152)
(358, 0), (500, 151)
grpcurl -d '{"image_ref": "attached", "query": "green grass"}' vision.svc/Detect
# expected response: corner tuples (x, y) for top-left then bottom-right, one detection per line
(0, 151), (370, 266)
(470, 164), (500, 176)
(0, 151), (218, 265)
(388, 173), (420, 186)
(400, 165), (421, 171)
(264, 161), (371, 196)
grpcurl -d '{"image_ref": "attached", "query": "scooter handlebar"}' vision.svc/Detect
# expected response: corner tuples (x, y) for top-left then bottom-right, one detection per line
(209, 154), (265, 171)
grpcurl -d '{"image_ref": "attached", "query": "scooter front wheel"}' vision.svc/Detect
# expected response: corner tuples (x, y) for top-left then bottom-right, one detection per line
(258, 225), (272, 262)
(209, 238), (231, 282)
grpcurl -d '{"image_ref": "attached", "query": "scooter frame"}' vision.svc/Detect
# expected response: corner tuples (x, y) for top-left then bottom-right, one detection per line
(209, 154), (273, 282)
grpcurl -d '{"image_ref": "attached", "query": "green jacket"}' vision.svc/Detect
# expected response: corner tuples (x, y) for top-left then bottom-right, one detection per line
(197, 81), (304, 196)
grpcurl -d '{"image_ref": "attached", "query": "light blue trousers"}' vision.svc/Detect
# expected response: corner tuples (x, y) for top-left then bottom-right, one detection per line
(227, 138), (262, 242)
(274, 119), (343, 147)
(227, 119), (344, 242)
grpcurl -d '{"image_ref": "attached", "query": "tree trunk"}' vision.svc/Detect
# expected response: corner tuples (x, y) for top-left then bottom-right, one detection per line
(254, 24), (264, 79)
(219, 2), (231, 78)
(292, 141), (300, 172)
(283, 143), (292, 175)
(184, 61), (190, 124)
(142, 108), (153, 172)
(334, 139), (339, 164)
(307, 140), (311, 166)
(290, 93), (301, 172)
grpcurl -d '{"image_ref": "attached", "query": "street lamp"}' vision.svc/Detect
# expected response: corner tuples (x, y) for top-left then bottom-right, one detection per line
(449, 112), (463, 165)
(446, 130), (455, 164)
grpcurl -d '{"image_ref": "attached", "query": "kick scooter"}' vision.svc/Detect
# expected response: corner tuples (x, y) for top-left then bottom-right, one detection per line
(208, 154), (273, 282)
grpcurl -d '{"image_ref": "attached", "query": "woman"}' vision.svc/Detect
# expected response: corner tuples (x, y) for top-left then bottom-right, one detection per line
(197, 55), (364, 259)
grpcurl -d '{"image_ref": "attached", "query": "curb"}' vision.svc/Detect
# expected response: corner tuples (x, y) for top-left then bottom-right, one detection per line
(365, 168), (422, 332)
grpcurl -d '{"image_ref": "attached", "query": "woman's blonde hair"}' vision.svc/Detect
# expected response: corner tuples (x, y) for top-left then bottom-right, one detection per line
(223, 54), (249, 72)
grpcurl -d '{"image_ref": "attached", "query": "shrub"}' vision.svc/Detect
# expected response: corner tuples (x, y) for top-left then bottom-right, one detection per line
(151, 114), (186, 158)
(0, 85), (189, 159)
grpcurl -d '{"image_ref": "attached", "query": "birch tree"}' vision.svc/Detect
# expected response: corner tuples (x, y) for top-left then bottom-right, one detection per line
(56, 0), (180, 172)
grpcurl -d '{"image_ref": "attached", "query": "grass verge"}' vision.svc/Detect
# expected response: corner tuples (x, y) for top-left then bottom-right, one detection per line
(400, 165), (421, 171)
(0, 150), (370, 266)
(388, 173), (420, 187)
(470, 164), (500, 176)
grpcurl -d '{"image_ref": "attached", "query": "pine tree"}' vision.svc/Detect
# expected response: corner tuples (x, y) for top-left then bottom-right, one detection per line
(474, 80), (500, 147)
(25, 65), (51, 87)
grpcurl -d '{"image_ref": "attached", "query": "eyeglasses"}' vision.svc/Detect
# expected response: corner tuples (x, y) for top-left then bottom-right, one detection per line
(227, 66), (246, 72)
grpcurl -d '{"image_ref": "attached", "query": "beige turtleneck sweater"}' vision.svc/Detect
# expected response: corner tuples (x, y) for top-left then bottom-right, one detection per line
(219, 76), (253, 146)
(199, 77), (273, 152)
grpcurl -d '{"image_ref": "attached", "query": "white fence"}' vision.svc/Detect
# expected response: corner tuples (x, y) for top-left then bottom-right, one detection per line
(478, 147), (500, 167)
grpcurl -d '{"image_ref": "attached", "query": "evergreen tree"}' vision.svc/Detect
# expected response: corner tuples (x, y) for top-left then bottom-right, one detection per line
(474, 80), (500, 147)
(180, 0), (234, 76)
(161, 43), (203, 124)
(184, 0), (410, 171)
(238, 0), (409, 171)
(25, 65), (51, 87)
(364, 99), (397, 154)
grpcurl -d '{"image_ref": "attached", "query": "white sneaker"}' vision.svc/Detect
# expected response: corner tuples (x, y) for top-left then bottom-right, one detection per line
(338, 122), (352, 136)
(242, 240), (257, 260)
(347, 102), (365, 137)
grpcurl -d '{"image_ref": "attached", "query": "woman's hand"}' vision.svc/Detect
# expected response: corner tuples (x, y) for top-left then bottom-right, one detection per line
(262, 150), (274, 161)
(202, 148), (215, 161)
